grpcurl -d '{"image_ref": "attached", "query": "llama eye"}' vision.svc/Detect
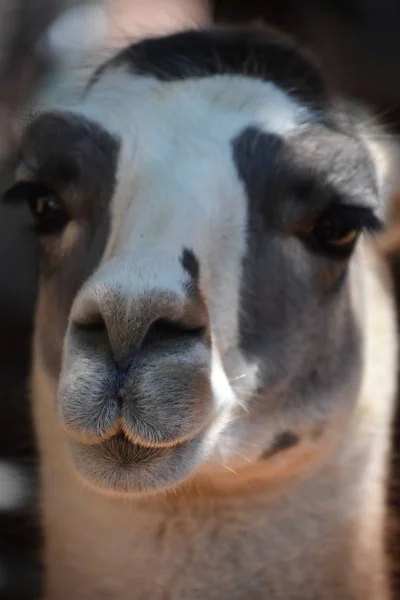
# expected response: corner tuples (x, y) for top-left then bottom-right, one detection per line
(305, 204), (382, 257)
(313, 208), (360, 248)
(28, 192), (65, 231)
(2, 181), (68, 234)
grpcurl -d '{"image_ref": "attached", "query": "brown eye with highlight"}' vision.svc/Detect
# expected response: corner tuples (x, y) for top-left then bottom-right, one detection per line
(2, 181), (69, 235)
(304, 204), (382, 258)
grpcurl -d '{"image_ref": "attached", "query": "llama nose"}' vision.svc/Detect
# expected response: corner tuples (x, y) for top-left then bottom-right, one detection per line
(69, 283), (208, 371)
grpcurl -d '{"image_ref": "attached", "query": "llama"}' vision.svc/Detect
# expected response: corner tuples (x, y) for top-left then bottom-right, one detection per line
(3, 27), (399, 599)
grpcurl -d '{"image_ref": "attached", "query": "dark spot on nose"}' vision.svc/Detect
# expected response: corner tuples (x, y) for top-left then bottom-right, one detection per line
(260, 431), (299, 460)
(181, 248), (199, 281)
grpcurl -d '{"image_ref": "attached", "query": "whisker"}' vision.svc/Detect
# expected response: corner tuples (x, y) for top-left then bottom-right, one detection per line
(229, 373), (248, 383)
(235, 451), (253, 463)
(220, 462), (238, 476)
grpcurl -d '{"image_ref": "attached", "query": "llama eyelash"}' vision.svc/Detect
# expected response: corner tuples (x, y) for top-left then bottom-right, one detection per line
(341, 204), (384, 233)
(295, 203), (384, 259)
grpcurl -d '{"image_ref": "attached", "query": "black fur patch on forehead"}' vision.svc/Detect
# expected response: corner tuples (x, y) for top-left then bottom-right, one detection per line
(93, 28), (327, 111)
(232, 124), (378, 231)
(20, 112), (120, 208)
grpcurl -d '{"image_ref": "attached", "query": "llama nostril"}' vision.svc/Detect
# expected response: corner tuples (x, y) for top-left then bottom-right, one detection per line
(71, 287), (209, 382)
(144, 317), (207, 346)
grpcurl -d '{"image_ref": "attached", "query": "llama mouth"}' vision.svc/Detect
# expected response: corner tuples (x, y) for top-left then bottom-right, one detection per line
(94, 433), (171, 466)
(68, 431), (204, 494)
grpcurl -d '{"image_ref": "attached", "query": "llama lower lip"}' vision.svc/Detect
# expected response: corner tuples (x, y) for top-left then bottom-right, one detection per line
(97, 433), (169, 464)
(68, 433), (203, 494)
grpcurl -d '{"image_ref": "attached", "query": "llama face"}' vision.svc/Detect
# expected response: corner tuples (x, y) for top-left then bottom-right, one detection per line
(4, 30), (385, 494)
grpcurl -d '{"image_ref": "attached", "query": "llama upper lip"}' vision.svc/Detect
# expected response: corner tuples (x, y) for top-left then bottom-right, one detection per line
(58, 334), (212, 448)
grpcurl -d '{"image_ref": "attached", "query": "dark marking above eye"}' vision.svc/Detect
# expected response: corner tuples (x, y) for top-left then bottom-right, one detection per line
(232, 122), (379, 235)
(260, 431), (299, 460)
(19, 112), (121, 216)
(181, 248), (199, 282)
(232, 127), (283, 225)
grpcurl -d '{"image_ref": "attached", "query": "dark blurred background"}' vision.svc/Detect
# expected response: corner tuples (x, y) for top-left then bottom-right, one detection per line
(1, 1), (400, 598)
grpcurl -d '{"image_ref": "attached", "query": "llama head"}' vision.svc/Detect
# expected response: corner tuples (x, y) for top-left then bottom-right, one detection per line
(4, 29), (391, 494)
